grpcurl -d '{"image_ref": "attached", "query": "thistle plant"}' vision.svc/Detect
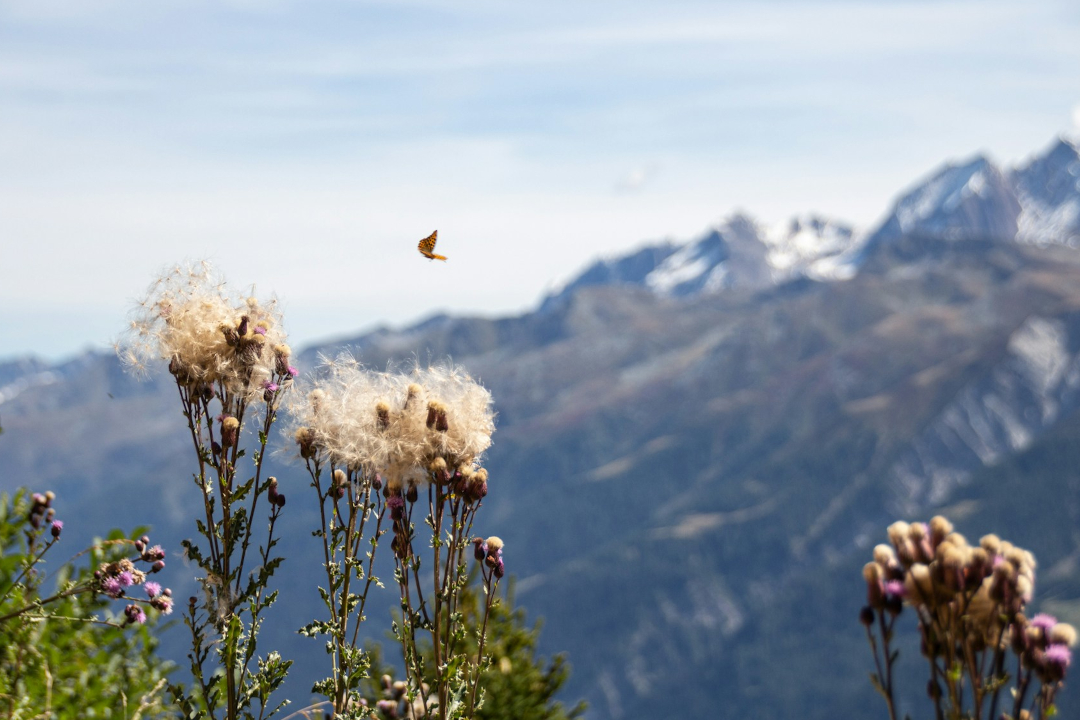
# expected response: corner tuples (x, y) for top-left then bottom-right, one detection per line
(0, 489), (175, 719)
(120, 262), (296, 720)
(288, 356), (501, 720)
(861, 515), (1076, 720)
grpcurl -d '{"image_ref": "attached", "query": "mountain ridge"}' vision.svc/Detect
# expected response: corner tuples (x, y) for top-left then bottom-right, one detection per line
(540, 135), (1080, 314)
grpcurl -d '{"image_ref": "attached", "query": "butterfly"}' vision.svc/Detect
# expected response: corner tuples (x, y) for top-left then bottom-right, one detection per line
(418, 230), (447, 261)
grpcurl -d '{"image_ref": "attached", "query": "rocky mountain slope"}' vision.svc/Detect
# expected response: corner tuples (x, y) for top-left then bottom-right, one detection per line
(3, 136), (1080, 719)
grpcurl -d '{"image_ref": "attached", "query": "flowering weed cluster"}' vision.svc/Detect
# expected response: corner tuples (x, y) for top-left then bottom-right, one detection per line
(121, 263), (296, 719)
(115, 264), (511, 720)
(861, 515), (1076, 720)
(289, 355), (502, 719)
(0, 489), (174, 718)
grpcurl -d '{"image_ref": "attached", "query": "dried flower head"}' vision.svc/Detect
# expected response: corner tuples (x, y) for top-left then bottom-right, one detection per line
(119, 262), (289, 401)
(287, 355), (495, 484)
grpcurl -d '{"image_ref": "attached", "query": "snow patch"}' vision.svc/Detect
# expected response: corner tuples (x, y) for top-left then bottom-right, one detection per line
(645, 246), (713, 294)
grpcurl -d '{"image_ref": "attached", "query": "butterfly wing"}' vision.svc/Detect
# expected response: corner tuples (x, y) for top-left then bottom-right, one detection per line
(418, 230), (447, 261)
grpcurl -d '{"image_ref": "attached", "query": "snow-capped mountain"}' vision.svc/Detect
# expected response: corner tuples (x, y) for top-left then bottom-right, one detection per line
(547, 136), (1080, 308)
(1012, 137), (1080, 245)
(863, 136), (1080, 254)
(762, 214), (860, 281)
(862, 155), (1021, 252)
(544, 212), (859, 307)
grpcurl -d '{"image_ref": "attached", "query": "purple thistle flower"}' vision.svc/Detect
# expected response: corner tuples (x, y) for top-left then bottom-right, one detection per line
(1032, 613), (1058, 631)
(287, 365), (298, 377)
(144, 581), (162, 599)
(884, 580), (906, 598)
(50, 520), (63, 539)
(103, 577), (123, 598)
(118, 571), (134, 587)
(253, 326), (267, 336)
(261, 380), (279, 392)
(146, 544), (165, 561)
(1047, 644), (1072, 669)
(387, 495), (404, 510)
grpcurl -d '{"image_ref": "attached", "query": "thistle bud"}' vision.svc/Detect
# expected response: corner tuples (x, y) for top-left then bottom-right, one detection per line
(376, 401), (391, 429)
(275, 493), (286, 508)
(873, 544), (897, 569)
(220, 416), (240, 449)
(859, 606), (875, 626)
(268, 477), (280, 504)
(864, 562), (885, 609)
(905, 563), (934, 606)
(50, 520), (63, 539)
(979, 533), (1001, 556)
(468, 467), (489, 501)
(929, 515), (953, 546)
(429, 456), (448, 480)
(295, 427), (316, 459)
(274, 344), (292, 374)
(406, 483), (419, 504)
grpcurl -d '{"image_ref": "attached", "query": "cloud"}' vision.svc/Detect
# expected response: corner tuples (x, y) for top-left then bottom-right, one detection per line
(615, 164), (659, 193)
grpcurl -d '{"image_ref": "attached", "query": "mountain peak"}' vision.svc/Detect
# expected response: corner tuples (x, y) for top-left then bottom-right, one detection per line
(862, 153), (1019, 255)
(1012, 137), (1080, 245)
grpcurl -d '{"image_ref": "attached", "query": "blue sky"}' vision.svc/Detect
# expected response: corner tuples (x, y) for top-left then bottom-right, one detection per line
(2, 0), (1079, 360)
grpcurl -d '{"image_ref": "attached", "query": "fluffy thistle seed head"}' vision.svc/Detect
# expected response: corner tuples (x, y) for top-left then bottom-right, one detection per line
(286, 355), (495, 484)
(119, 262), (289, 400)
(1051, 623), (1078, 648)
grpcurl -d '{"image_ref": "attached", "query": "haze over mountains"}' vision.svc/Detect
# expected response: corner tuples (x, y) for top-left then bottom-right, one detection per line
(3, 136), (1080, 719)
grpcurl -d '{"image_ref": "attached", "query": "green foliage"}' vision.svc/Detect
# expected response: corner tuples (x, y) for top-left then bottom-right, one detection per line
(366, 574), (585, 720)
(0, 489), (176, 719)
(457, 578), (585, 720)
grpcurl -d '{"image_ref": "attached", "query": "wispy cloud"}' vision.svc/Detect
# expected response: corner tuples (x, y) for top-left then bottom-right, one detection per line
(1, 0), (1078, 358)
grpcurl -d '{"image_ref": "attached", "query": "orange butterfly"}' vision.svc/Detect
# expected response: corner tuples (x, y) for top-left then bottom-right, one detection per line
(418, 230), (447, 261)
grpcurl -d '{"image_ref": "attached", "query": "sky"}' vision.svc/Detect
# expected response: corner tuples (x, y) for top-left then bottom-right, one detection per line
(1, 0), (1079, 361)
